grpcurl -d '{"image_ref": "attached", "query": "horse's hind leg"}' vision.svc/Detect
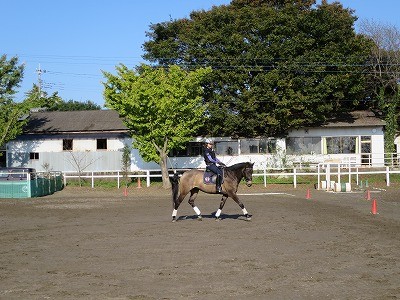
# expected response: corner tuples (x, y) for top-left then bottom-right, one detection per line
(188, 188), (202, 220)
(172, 191), (188, 222)
(215, 195), (228, 221)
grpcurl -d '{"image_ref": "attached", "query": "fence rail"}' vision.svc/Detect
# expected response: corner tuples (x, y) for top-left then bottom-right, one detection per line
(62, 164), (400, 189)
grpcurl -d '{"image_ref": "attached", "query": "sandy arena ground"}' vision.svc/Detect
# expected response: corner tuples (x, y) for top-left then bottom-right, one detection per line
(1, 182), (399, 299)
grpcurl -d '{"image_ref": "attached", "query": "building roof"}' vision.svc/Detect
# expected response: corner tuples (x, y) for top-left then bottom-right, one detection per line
(24, 110), (128, 134)
(23, 109), (383, 136)
(322, 110), (385, 128)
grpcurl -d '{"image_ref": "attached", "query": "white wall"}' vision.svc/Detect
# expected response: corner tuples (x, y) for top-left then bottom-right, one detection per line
(287, 126), (385, 166)
(7, 125), (387, 172)
(7, 137), (133, 171)
(8, 138), (128, 152)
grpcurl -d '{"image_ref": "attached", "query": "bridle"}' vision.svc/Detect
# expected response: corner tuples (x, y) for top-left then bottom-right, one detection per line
(243, 166), (253, 187)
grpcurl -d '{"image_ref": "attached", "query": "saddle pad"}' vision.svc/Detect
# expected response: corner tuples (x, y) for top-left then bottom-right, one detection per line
(203, 170), (224, 185)
(203, 171), (217, 185)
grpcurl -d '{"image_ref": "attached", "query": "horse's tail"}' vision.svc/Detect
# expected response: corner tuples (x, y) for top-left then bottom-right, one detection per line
(170, 172), (180, 208)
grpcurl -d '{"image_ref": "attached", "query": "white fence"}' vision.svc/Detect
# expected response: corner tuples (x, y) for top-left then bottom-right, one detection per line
(62, 163), (400, 189)
(261, 164), (400, 189)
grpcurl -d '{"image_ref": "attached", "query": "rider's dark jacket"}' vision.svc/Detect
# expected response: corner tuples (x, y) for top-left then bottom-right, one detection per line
(204, 147), (220, 166)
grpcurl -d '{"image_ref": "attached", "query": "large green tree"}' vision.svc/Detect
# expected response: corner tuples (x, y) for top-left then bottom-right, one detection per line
(103, 64), (211, 188)
(143, 0), (373, 137)
(0, 55), (26, 148)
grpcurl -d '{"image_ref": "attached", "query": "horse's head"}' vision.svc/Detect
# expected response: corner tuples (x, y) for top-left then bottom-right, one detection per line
(243, 162), (254, 187)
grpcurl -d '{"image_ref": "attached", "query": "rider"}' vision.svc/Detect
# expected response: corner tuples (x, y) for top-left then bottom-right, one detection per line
(203, 139), (226, 193)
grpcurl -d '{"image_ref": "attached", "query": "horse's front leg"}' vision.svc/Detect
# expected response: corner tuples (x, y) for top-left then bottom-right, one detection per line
(188, 189), (202, 221)
(230, 193), (252, 221)
(215, 194), (228, 221)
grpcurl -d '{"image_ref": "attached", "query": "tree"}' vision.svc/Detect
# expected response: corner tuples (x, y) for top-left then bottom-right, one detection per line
(0, 55), (23, 102)
(143, 0), (373, 137)
(24, 84), (63, 109)
(359, 20), (400, 153)
(103, 64), (211, 188)
(0, 55), (26, 148)
(121, 144), (131, 188)
(65, 151), (101, 187)
(48, 99), (101, 111)
(25, 84), (101, 111)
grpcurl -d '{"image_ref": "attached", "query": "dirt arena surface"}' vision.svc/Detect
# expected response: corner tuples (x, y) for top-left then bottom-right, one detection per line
(1, 183), (399, 299)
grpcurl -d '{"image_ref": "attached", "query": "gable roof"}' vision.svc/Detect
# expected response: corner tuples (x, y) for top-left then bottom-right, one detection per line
(24, 110), (128, 134)
(322, 111), (385, 128)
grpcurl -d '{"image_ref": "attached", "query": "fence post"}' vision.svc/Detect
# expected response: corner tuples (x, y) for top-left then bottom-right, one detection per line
(326, 164), (331, 191)
(386, 166), (390, 186)
(264, 167), (267, 187)
(293, 168), (297, 188)
(356, 167), (359, 186)
(348, 162), (351, 185)
(317, 164), (320, 190)
(146, 170), (150, 187)
(117, 171), (120, 189)
(91, 171), (94, 188)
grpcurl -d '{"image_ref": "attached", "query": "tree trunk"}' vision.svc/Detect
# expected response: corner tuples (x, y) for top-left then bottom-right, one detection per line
(159, 151), (171, 189)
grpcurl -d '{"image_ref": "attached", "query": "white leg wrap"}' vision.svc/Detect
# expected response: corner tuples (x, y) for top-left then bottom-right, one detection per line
(172, 209), (177, 217)
(215, 209), (222, 218)
(193, 206), (201, 215)
(242, 208), (248, 215)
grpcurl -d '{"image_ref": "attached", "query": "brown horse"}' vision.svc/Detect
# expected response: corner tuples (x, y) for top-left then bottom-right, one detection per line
(170, 162), (254, 222)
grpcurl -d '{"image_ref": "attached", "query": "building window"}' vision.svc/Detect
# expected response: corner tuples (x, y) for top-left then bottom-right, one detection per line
(63, 139), (73, 151)
(30, 152), (39, 160)
(170, 142), (203, 157)
(286, 137), (321, 155)
(97, 139), (107, 150)
(215, 141), (238, 155)
(240, 138), (276, 154)
(324, 136), (357, 154)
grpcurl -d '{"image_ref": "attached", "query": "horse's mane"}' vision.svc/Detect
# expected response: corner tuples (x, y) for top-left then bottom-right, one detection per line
(227, 162), (252, 171)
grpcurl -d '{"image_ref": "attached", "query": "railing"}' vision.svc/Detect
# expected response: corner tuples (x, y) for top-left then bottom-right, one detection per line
(62, 164), (400, 189)
(259, 164), (400, 189)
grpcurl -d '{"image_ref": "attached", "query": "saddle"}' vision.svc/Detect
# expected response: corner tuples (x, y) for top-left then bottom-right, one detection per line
(203, 167), (224, 185)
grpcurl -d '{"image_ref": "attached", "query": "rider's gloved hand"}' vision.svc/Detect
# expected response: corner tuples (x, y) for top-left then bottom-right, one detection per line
(219, 162), (226, 167)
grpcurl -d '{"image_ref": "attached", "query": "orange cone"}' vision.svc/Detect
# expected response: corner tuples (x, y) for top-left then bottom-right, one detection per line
(137, 177), (142, 189)
(371, 199), (378, 215)
(365, 189), (371, 200)
(306, 189), (311, 199)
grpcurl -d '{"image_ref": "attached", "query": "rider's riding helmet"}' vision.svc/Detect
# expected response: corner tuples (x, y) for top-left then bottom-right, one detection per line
(204, 138), (214, 145)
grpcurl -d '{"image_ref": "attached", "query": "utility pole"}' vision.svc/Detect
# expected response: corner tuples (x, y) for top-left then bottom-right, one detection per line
(36, 64), (46, 97)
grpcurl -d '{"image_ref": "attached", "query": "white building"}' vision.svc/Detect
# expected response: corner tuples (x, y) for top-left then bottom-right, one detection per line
(6, 110), (386, 172)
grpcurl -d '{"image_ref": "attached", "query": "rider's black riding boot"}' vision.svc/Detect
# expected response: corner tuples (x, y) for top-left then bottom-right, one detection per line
(216, 174), (222, 193)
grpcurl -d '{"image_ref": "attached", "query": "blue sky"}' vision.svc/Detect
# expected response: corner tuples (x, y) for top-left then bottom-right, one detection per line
(4, 0), (400, 107)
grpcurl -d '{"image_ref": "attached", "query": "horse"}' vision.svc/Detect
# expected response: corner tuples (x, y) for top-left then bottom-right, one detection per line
(170, 162), (254, 222)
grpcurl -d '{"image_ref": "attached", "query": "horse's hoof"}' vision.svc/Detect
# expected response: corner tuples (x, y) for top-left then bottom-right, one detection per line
(215, 217), (221, 222)
(197, 215), (203, 221)
(172, 217), (177, 223)
(245, 214), (252, 221)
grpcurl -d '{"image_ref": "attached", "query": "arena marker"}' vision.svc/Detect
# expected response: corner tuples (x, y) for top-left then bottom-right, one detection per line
(365, 189), (371, 201)
(123, 187), (128, 197)
(306, 188), (311, 199)
(371, 199), (378, 215)
(137, 177), (142, 189)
